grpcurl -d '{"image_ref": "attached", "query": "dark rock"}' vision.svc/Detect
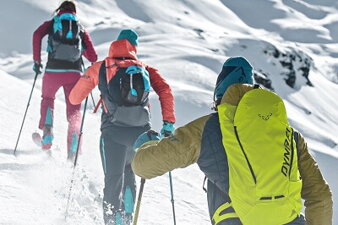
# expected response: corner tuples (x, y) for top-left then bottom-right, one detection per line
(254, 70), (274, 91)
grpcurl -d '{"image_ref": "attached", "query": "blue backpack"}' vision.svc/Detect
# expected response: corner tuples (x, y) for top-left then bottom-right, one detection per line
(47, 13), (83, 62)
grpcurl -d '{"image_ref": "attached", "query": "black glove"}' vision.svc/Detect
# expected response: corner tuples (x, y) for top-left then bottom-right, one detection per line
(33, 61), (43, 74)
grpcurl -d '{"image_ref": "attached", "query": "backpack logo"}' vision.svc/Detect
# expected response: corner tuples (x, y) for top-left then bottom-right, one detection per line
(258, 112), (272, 120)
(281, 127), (293, 177)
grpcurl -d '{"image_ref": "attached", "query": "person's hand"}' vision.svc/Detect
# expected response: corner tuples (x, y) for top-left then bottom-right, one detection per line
(33, 61), (43, 74)
(160, 121), (175, 137)
(133, 130), (161, 151)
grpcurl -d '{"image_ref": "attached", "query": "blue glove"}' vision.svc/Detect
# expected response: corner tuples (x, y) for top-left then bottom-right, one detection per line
(133, 130), (161, 151)
(33, 61), (43, 74)
(160, 121), (175, 137)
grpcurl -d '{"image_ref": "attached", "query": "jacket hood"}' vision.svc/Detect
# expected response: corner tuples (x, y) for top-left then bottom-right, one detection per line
(108, 39), (138, 59)
(214, 57), (254, 102)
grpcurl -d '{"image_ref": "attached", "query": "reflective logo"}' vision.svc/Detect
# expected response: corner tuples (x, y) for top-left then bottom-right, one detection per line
(258, 112), (272, 120)
(281, 127), (292, 177)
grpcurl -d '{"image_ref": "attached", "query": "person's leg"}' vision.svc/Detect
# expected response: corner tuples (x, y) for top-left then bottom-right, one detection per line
(118, 128), (147, 225)
(99, 125), (149, 224)
(39, 72), (62, 149)
(207, 180), (242, 225)
(100, 128), (128, 225)
(122, 162), (136, 224)
(63, 73), (81, 159)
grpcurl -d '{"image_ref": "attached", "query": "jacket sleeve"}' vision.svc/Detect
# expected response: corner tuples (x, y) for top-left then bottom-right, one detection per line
(297, 133), (333, 225)
(82, 30), (98, 63)
(132, 115), (210, 179)
(147, 65), (176, 123)
(32, 20), (52, 62)
(69, 61), (102, 105)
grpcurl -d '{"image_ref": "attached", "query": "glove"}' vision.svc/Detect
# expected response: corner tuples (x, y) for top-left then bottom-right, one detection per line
(33, 61), (43, 74)
(160, 121), (175, 137)
(133, 130), (161, 151)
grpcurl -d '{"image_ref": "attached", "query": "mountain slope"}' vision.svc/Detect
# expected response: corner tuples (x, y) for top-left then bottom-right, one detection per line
(0, 0), (337, 224)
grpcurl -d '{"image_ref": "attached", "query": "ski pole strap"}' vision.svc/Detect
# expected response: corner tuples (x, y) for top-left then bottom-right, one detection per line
(93, 97), (103, 113)
(212, 202), (238, 225)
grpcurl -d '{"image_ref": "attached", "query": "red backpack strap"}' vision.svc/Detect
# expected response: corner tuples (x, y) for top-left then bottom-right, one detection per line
(93, 96), (103, 113)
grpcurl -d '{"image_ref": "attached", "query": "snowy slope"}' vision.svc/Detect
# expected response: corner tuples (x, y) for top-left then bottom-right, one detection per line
(0, 0), (337, 224)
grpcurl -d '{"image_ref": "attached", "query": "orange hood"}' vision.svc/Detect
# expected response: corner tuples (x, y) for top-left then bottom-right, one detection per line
(108, 39), (138, 59)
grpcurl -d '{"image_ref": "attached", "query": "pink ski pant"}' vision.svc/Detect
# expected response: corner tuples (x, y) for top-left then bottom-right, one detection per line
(39, 71), (82, 152)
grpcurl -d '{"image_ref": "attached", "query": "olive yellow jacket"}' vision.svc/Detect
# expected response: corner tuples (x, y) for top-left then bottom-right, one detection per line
(132, 84), (332, 225)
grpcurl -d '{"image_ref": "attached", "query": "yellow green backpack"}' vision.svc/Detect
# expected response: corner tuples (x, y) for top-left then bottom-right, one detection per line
(218, 86), (302, 225)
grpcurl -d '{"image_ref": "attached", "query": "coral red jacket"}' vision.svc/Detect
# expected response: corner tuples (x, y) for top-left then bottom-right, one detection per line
(69, 39), (176, 123)
(32, 10), (97, 64)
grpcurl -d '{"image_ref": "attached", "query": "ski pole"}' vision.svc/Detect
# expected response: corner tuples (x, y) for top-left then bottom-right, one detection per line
(90, 92), (96, 108)
(169, 171), (177, 225)
(65, 96), (88, 219)
(72, 96), (88, 167)
(132, 178), (146, 225)
(164, 132), (177, 225)
(81, 61), (96, 108)
(14, 72), (39, 155)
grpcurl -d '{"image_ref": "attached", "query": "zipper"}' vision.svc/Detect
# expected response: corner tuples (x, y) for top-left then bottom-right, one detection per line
(234, 126), (257, 184)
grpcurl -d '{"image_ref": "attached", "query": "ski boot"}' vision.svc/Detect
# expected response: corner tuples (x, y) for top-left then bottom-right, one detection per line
(41, 125), (53, 150)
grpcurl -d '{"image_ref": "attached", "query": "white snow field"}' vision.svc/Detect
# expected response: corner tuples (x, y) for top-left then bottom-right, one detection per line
(0, 0), (337, 224)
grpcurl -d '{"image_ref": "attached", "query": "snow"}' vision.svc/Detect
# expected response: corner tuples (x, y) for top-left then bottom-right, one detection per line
(0, 0), (337, 224)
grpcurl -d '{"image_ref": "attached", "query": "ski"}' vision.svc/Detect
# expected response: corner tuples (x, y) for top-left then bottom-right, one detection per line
(32, 132), (52, 156)
(32, 132), (42, 147)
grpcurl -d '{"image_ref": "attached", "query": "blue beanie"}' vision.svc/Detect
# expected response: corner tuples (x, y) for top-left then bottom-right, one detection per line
(214, 56), (254, 102)
(117, 29), (139, 46)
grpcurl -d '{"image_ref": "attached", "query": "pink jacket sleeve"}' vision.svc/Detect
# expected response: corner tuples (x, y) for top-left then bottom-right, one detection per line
(82, 30), (97, 63)
(32, 20), (52, 62)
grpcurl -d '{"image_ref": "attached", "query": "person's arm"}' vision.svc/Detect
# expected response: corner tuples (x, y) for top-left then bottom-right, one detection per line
(69, 61), (102, 105)
(32, 20), (52, 63)
(132, 115), (210, 179)
(147, 66), (176, 123)
(297, 133), (333, 225)
(81, 30), (98, 63)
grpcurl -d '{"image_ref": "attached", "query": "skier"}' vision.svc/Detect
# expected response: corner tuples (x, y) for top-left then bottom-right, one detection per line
(32, 0), (97, 159)
(69, 29), (176, 224)
(132, 57), (333, 225)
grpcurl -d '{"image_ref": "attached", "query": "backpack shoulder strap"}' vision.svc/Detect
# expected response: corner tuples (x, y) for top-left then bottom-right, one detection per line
(293, 130), (301, 158)
(98, 60), (107, 89)
(48, 20), (54, 34)
(104, 58), (120, 83)
(253, 84), (260, 89)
